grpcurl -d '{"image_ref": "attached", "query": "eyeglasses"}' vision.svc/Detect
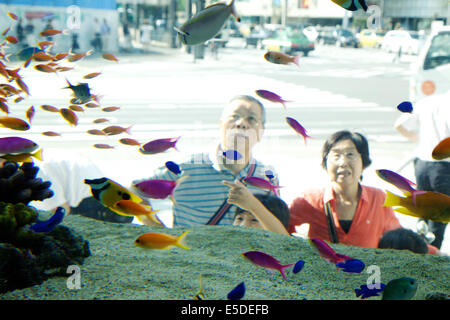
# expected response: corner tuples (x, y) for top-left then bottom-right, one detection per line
(328, 150), (360, 163)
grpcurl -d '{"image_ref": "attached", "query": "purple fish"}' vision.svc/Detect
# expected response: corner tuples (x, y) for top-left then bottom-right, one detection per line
(309, 238), (352, 264)
(242, 251), (293, 280)
(376, 169), (425, 205)
(255, 89), (290, 109)
(0, 136), (39, 155)
(355, 283), (386, 299)
(227, 282), (245, 300)
(139, 137), (180, 155)
(336, 258), (365, 273)
(134, 176), (188, 199)
(293, 260), (305, 274)
(396, 101), (413, 113)
(30, 207), (65, 233)
(165, 161), (182, 175)
(223, 149), (242, 161)
(265, 169), (274, 180)
(286, 117), (311, 145)
(242, 176), (282, 194)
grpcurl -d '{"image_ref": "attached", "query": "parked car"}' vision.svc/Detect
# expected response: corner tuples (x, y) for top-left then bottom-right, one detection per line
(381, 30), (424, 55)
(359, 29), (385, 48)
(303, 26), (319, 42)
(262, 27), (315, 56)
(245, 26), (270, 49)
(318, 27), (360, 48)
(409, 26), (450, 103)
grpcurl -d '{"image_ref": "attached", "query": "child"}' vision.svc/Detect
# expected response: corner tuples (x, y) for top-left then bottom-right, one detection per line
(233, 193), (290, 231)
(378, 228), (442, 255)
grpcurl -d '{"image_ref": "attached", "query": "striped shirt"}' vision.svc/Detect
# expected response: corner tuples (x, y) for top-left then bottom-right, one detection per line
(132, 146), (279, 227)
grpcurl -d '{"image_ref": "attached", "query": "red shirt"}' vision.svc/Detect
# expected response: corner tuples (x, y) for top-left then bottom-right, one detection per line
(288, 185), (402, 248)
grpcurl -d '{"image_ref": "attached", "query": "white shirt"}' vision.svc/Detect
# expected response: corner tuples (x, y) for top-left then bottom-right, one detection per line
(395, 90), (450, 162)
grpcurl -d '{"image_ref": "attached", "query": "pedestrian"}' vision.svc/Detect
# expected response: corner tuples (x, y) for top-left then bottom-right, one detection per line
(92, 18), (102, 51)
(140, 19), (153, 50)
(232, 192), (290, 234)
(393, 45), (402, 63)
(71, 32), (80, 53)
(24, 18), (35, 47)
(16, 18), (25, 47)
(288, 130), (402, 248)
(131, 95), (283, 232)
(100, 18), (111, 52)
(394, 90), (450, 250)
(122, 22), (132, 51)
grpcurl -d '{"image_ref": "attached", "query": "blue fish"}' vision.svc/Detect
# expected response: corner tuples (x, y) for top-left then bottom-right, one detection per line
(292, 260), (305, 274)
(336, 258), (365, 273)
(355, 283), (386, 299)
(265, 170), (274, 180)
(16, 46), (43, 61)
(223, 150), (242, 161)
(397, 101), (413, 113)
(227, 281), (245, 300)
(64, 78), (91, 103)
(165, 161), (182, 175)
(30, 207), (65, 233)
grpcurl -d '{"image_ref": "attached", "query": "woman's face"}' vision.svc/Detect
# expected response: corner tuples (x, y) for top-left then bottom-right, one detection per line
(325, 139), (363, 187)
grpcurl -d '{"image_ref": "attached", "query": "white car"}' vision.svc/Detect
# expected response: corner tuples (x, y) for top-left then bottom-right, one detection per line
(409, 26), (450, 103)
(381, 30), (424, 55)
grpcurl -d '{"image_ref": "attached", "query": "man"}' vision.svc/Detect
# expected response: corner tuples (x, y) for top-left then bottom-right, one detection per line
(394, 90), (450, 249)
(132, 95), (281, 228)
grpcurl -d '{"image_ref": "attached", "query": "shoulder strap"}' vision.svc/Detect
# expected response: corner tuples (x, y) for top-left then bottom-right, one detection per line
(206, 162), (257, 225)
(324, 200), (339, 243)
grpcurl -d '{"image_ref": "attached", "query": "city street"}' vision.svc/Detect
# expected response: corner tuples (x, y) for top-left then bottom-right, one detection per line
(5, 38), (448, 253)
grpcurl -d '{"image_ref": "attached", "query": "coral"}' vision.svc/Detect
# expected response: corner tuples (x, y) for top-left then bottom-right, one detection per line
(0, 202), (39, 245)
(0, 161), (54, 205)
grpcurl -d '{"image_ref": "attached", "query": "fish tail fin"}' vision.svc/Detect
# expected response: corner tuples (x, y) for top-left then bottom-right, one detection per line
(293, 55), (300, 67)
(383, 190), (402, 207)
(62, 29), (70, 35)
(126, 125), (133, 135)
(32, 148), (43, 161)
(279, 264), (294, 280)
(172, 136), (181, 151)
(176, 230), (192, 250)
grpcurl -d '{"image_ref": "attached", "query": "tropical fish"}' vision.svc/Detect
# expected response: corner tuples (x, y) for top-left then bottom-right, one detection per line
(5, 36), (19, 44)
(84, 177), (144, 209)
(264, 51), (300, 67)
(0, 136), (39, 155)
(223, 149), (242, 161)
(335, 258), (365, 273)
(39, 29), (67, 37)
(83, 72), (101, 79)
(0, 116), (30, 131)
(59, 108), (78, 126)
(133, 176), (189, 200)
(376, 169), (425, 205)
(67, 49), (93, 62)
(175, 0), (240, 45)
(102, 125), (132, 136)
(242, 176), (282, 194)
(0, 100), (9, 114)
(119, 138), (141, 146)
(37, 41), (54, 49)
(53, 52), (68, 61)
(8, 12), (18, 20)
(0, 148), (43, 162)
(14, 97), (24, 103)
(432, 137), (450, 160)
(34, 64), (56, 73)
(42, 131), (61, 137)
(165, 161), (182, 175)
(15, 78), (30, 95)
(101, 106), (120, 112)
(241, 251), (293, 280)
(139, 137), (180, 155)
(64, 79), (91, 103)
(93, 118), (109, 124)
(384, 190), (450, 223)
(331, 0), (368, 11)
(86, 103), (101, 109)
(265, 169), (274, 180)
(112, 200), (160, 224)
(292, 260), (305, 274)
(93, 144), (115, 149)
(102, 53), (119, 62)
(382, 277), (418, 300)
(227, 282), (245, 300)
(355, 283), (386, 299)
(32, 51), (54, 61)
(286, 116), (312, 145)
(255, 89), (290, 109)
(87, 129), (107, 136)
(55, 66), (73, 72)
(309, 238), (352, 264)
(134, 230), (191, 250)
(40, 104), (59, 112)
(1, 26), (10, 36)
(29, 207), (65, 233)
(396, 101), (413, 113)
(68, 105), (85, 113)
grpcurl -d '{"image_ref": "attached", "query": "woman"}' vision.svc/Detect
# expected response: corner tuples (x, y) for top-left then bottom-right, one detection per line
(288, 130), (402, 248)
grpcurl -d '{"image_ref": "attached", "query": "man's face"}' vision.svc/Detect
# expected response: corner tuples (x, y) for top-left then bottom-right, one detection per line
(219, 99), (264, 157)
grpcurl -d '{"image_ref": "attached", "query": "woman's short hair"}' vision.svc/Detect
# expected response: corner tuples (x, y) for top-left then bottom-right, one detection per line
(321, 130), (372, 171)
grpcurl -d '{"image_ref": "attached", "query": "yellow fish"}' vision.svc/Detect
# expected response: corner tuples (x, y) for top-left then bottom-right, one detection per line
(0, 148), (43, 163)
(384, 190), (450, 223)
(112, 200), (160, 224)
(134, 231), (191, 250)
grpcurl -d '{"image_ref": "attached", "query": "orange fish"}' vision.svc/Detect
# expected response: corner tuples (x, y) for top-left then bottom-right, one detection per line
(7, 68), (21, 79)
(87, 129), (107, 136)
(32, 51), (54, 61)
(55, 66), (74, 72)
(264, 51), (300, 67)
(93, 144), (114, 149)
(2, 27), (10, 36)
(0, 101), (9, 114)
(15, 78), (30, 95)
(40, 104), (59, 112)
(0, 83), (20, 95)
(83, 72), (101, 79)
(0, 116), (30, 131)
(39, 29), (67, 37)
(93, 118), (109, 123)
(42, 131), (61, 137)
(112, 200), (160, 224)
(59, 108), (78, 126)
(5, 36), (18, 44)
(102, 125), (132, 136)
(134, 231), (191, 250)
(26, 106), (35, 123)
(85, 102), (100, 108)
(67, 49), (93, 62)
(102, 106), (120, 112)
(14, 96), (24, 103)
(53, 52), (68, 61)
(432, 137), (450, 160)
(37, 41), (54, 49)
(102, 53), (119, 62)
(23, 56), (32, 68)
(384, 190), (450, 223)
(119, 138), (141, 146)
(34, 64), (56, 73)
(8, 12), (18, 20)
(68, 105), (85, 112)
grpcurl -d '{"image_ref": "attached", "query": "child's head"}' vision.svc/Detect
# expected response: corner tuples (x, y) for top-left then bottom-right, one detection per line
(233, 193), (290, 230)
(378, 228), (428, 254)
